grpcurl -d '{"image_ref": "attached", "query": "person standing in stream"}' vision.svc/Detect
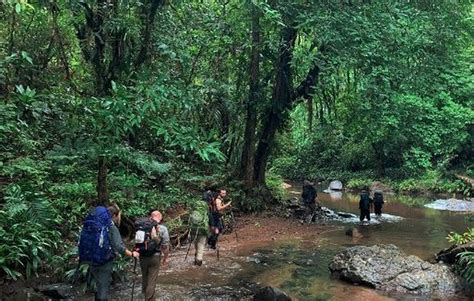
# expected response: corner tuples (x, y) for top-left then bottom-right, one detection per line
(359, 190), (373, 223)
(373, 190), (384, 216)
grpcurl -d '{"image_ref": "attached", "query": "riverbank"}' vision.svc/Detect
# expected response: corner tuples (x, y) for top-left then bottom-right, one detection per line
(274, 168), (473, 197)
(1, 204), (471, 301)
(0, 214), (335, 301)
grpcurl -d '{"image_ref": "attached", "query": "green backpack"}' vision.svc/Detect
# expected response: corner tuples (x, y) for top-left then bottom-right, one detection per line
(189, 202), (208, 235)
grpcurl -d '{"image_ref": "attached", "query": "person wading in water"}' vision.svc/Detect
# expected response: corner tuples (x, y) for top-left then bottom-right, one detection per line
(207, 189), (231, 249)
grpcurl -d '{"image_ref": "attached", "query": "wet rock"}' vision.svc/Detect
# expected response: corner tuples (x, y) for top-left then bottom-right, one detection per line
(338, 212), (356, 218)
(436, 243), (474, 264)
(191, 283), (255, 300)
(286, 197), (301, 208)
(38, 283), (74, 299)
(329, 180), (343, 191)
(345, 228), (364, 239)
(253, 286), (291, 301)
(424, 199), (474, 212)
(329, 244), (464, 296)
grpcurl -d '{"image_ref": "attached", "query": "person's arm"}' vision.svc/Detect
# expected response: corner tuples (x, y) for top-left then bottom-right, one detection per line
(109, 224), (139, 258)
(216, 198), (232, 211)
(158, 225), (170, 265)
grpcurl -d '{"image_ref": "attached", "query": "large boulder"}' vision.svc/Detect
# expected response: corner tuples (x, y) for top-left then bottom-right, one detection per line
(424, 199), (474, 212)
(329, 244), (464, 296)
(329, 180), (343, 191)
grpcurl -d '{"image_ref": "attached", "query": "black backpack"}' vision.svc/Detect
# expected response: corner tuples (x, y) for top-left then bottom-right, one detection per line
(203, 190), (215, 204)
(134, 217), (160, 256)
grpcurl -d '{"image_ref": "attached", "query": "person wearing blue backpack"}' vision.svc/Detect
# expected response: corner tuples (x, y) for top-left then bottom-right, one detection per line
(79, 204), (139, 301)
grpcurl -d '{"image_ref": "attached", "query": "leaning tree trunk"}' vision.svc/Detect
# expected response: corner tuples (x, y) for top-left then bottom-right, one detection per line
(239, 2), (261, 186)
(253, 26), (297, 185)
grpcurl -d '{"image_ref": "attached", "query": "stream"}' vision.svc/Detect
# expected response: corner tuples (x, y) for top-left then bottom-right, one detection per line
(13, 183), (473, 301)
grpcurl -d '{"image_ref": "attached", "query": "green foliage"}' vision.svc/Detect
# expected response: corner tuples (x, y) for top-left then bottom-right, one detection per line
(1, 0), (473, 284)
(346, 178), (373, 190)
(447, 228), (474, 283)
(265, 172), (286, 201)
(0, 185), (61, 280)
(457, 251), (474, 283)
(447, 228), (474, 245)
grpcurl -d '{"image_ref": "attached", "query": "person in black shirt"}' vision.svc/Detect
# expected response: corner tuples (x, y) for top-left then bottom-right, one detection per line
(373, 190), (384, 216)
(302, 180), (318, 223)
(359, 190), (373, 222)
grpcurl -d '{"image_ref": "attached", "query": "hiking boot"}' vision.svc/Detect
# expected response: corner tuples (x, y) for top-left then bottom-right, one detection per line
(194, 259), (202, 266)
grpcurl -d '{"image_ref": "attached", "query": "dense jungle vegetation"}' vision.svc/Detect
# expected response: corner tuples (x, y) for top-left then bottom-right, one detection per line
(0, 0), (473, 282)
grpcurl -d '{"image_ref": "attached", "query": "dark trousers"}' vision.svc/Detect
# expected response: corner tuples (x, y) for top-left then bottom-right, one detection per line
(374, 205), (382, 216)
(140, 253), (161, 301)
(90, 260), (114, 301)
(304, 202), (316, 223)
(360, 209), (370, 222)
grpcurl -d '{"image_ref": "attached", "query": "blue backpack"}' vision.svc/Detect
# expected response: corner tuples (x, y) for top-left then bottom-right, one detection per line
(78, 206), (115, 265)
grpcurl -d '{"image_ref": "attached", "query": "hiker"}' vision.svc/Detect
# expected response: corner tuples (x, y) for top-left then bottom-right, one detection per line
(190, 197), (212, 266)
(359, 190), (373, 222)
(302, 180), (318, 223)
(373, 190), (384, 216)
(135, 210), (170, 301)
(207, 189), (232, 249)
(79, 204), (139, 301)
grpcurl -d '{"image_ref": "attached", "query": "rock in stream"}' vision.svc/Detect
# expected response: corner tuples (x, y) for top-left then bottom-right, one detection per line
(329, 244), (466, 296)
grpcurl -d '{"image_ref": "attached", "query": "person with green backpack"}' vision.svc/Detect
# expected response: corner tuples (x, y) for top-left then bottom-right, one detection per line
(189, 197), (212, 266)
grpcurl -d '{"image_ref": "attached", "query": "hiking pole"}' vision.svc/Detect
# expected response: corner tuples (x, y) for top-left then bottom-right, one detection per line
(131, 256), (137, 301)
(184, 228), (199, 261)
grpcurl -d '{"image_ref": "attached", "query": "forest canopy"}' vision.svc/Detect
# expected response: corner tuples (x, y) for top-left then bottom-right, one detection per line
(0, 0), (473, 279)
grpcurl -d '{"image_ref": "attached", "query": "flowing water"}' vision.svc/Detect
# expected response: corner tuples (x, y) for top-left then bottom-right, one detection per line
(14, 184), (473, 301)
(239, 183), (473, 300)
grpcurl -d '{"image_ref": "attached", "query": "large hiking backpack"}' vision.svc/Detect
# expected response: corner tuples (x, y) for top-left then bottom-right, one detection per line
(203, 190), (215, 204)
(373, 193), (384, 205)
(134, 217), (160, 256)
(78, 206), (115, 265)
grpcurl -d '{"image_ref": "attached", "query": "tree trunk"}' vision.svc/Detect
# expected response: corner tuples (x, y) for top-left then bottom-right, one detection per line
(97, 156), (108, 204)
(307, 98), (313, 131)
(254, 26), (297, 185)
(239, 2), (261, 186)
(372, 142), (385, 177)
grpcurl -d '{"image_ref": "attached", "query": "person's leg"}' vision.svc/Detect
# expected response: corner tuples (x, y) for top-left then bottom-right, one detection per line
(374, 205), (381, 216)
(144, 254), (161, 301)
(140, 256), (151, 295)
(365, 209), (371, 221)
(194, 234), (206, 265)
(90, 261), (114, 301)
(207, 229), (219, 249)
(359, 210), (364, 222)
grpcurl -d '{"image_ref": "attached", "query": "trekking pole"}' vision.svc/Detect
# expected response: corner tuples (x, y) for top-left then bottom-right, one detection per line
(184, 228), (199, 261)
(131, 256), (137, 301)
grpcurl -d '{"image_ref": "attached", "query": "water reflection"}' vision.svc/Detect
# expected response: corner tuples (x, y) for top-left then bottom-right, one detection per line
(239, 182), (474, 300)
(286, 182), (472, 259)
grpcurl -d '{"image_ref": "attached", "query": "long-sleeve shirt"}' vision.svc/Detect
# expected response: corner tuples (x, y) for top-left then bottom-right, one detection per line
(109, 223), (126, 256)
